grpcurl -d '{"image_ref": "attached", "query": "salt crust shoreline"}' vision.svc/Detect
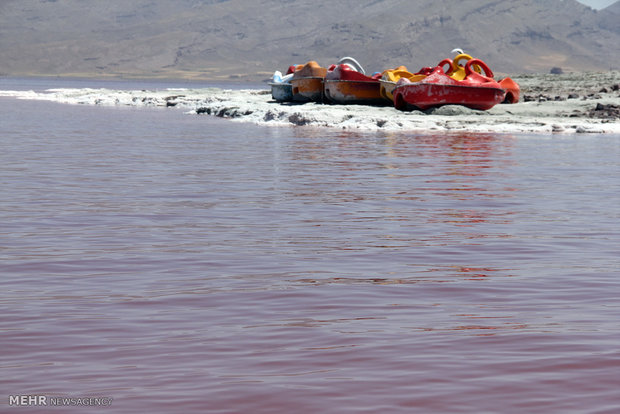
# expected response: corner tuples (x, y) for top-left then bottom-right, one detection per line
(1, 72), (619, 134)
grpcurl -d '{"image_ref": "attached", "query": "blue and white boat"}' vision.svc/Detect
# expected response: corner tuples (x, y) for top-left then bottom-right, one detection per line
(269, 65), (298, 102)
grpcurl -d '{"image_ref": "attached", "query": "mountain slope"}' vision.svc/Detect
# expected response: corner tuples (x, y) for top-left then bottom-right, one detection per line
(603, 0), (620, 12)
(0, 0), (618, 80)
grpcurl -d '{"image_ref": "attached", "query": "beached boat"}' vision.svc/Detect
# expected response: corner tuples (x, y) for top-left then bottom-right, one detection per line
(323, 57), (386, 105)
(269, 65), (300, 102)
(290, 61), (327, 102)
(380, 55), (472, 102)
(392, 59), (506, 111)
(381, 52), (483, 102)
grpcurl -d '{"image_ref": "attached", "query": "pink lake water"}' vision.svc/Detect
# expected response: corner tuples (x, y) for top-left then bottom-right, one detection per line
(1, 78), (620, 413)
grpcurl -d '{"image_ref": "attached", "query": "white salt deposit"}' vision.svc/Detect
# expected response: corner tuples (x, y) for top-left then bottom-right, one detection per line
(2, 72), (619, 134)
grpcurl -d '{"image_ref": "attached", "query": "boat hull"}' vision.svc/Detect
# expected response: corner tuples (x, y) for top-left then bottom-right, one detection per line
(291, 77), (324, 102)
(269, 82), (293, 102)
(324, 80), (385, 105)
(394, 83), (506, 111)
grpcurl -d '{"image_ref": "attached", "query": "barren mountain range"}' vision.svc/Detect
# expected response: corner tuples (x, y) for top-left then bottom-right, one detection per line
(0, 0), (619, 81)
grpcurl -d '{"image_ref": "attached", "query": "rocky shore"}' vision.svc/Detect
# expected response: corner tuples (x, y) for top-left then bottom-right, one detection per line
(515, 71), (620, 121)
(2, 71), (619, 134)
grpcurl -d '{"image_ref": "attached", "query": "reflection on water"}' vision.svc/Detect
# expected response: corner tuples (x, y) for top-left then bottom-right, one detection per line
(1, 89), (620, 413)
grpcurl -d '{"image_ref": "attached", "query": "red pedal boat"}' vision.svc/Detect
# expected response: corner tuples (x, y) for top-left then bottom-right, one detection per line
(323, 57), (386, 105)
(392, 59), (507, 111)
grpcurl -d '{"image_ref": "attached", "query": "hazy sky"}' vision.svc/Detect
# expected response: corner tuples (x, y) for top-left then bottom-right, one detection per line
(576, 0), (617, 9)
